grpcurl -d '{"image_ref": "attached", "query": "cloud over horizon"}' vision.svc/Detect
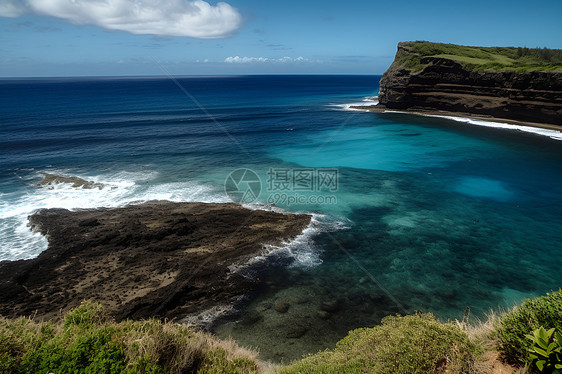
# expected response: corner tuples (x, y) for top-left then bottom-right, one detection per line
(224, 56), (309, 63)
(0, 0), (242, 39)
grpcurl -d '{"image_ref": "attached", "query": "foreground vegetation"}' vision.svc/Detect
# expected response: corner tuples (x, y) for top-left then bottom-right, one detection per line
(280, 314), (478, 374)
(396, 41), (562, 72)
(1, 290), (561, 373)
(0, 301), (259, 374)
(496, 290), (562, 367)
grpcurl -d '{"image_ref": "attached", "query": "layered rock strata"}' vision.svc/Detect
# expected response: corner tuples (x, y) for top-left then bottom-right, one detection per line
(377, 43), (562, 126)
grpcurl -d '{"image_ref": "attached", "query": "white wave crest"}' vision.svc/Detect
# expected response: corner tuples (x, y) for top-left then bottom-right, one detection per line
(235, 206), (351, 269)
(329, 96), (379, 111)
(384, 111), (562, 141)
(0, 170), (228, 261)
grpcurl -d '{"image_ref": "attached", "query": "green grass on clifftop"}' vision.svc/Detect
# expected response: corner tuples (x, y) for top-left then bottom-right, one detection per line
(396, 41), (562, 72)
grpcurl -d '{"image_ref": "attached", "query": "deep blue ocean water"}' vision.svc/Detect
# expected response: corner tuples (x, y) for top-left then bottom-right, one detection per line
(1, 75), (562, 361)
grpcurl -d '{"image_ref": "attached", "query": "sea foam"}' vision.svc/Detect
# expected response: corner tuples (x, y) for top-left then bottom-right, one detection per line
(239, 204), (351, 269)
(0, 170), (337, 268)
(0, 170), (228, 261)
(385, 111), (562, 141)
(336, 97), (562, 141)
(330, 97), (378, 111)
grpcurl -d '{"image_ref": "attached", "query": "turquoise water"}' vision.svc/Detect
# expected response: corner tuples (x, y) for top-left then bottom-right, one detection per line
(1, 76), (561, 362)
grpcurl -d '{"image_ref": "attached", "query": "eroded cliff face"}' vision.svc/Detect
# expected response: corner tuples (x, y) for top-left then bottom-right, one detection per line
(378, 43), (562, 126)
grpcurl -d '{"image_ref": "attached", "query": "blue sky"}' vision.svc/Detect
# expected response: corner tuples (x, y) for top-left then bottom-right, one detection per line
(1, 0), (561, 77)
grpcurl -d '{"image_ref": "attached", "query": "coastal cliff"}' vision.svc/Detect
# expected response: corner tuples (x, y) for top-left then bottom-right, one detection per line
(377, 42), (562, 126)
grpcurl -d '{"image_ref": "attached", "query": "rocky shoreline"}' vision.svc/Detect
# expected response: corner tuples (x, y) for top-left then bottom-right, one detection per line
(0, 201), (311, 322)
(351, 104), (562, 133)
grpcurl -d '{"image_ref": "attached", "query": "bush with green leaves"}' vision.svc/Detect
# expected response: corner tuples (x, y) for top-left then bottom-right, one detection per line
(280, 313), (478, 374)
(63, 299), (108, 328)
(527, 326), (562, 374)
(496, 289), (562, 366)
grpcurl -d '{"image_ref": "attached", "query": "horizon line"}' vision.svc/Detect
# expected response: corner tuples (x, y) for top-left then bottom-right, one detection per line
(0, 73), (383, 80)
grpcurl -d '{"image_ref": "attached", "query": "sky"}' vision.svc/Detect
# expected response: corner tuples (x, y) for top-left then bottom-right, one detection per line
(1, 0), (561, 77)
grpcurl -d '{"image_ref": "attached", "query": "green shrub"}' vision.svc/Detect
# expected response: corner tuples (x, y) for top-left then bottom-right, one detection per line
(280, 313), (477, 374)
(527, 326), (562, 373)
(63, 300), (109, 329)
(496, 290), (562, 366)
(20, 326), (128, 374)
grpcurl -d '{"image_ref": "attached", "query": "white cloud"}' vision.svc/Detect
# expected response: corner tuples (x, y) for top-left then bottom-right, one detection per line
(224, 56), (309, 64)
(0, 0), (242, 39)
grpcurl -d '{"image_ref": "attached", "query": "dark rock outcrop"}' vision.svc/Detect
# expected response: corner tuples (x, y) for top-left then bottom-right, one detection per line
(0, 202), (311, 322)
(38, 173), (105, 189)
(378, 43), (562, 126)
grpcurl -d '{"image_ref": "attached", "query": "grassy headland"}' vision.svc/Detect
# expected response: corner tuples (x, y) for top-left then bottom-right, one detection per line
(397, 41), (562, 72)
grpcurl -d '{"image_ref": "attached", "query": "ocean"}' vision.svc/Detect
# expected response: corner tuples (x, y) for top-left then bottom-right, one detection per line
(1, 75), (562, 362)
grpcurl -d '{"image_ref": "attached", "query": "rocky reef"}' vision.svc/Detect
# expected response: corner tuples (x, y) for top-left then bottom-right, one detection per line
(38, 173), (105, 189)
(377, 42), (562, 126)
(0, 202), (311, 322)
